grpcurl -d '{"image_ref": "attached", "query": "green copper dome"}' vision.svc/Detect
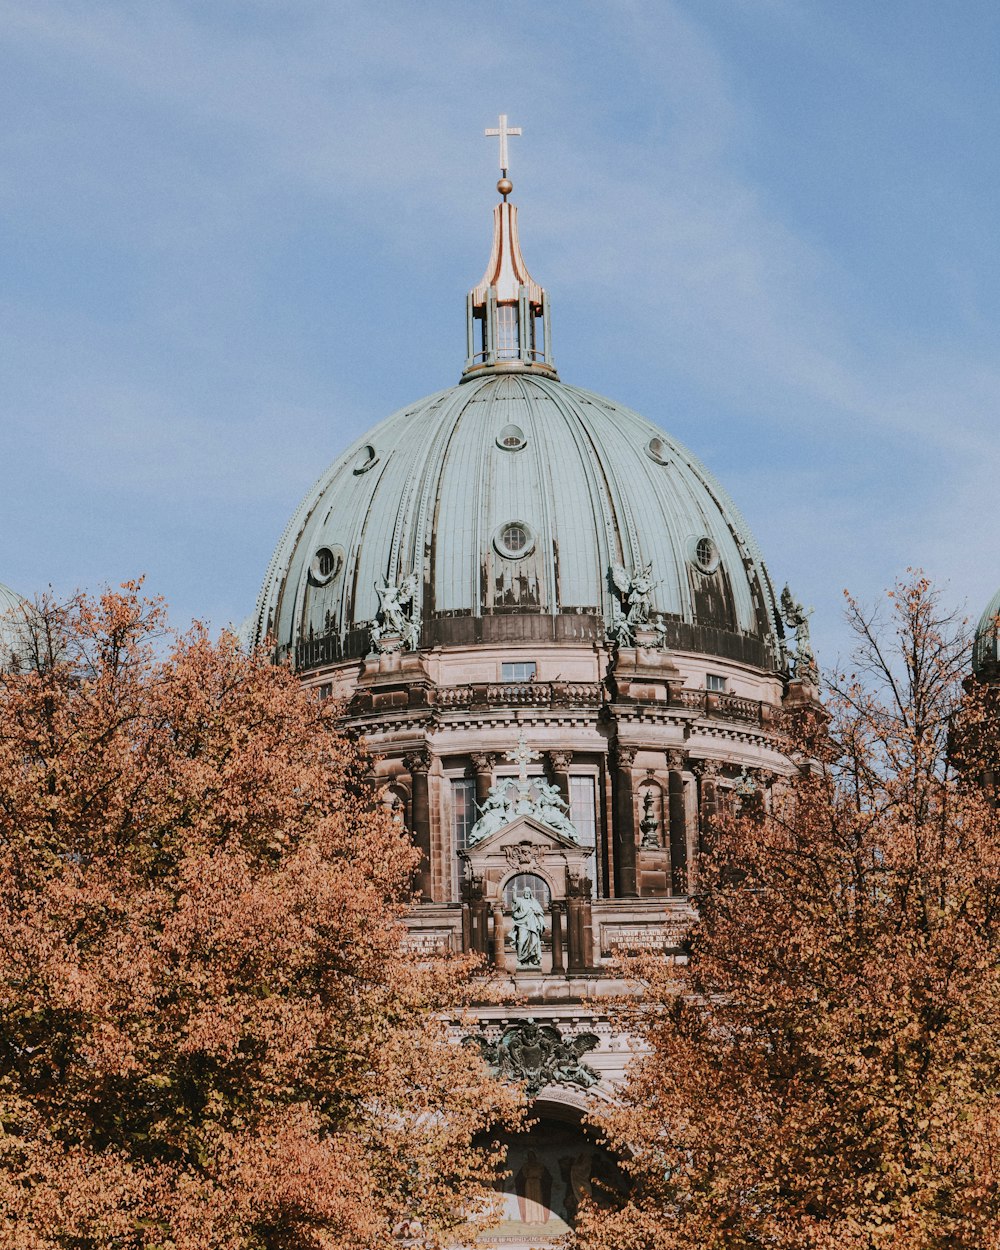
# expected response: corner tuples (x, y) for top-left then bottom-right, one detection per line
(252, 372), (784, 671)
(253, 164), (785, 673)
(973, 587), (1000, 678)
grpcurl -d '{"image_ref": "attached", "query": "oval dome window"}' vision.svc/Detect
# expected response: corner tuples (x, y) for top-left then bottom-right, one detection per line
(496, 424), (527, 451)
(646, 436), (670, 464)
(493, 520), (535, 559)
(690, 535), (720, 575)
(352, 444), (379, 474)
(309, 545), (344, 586)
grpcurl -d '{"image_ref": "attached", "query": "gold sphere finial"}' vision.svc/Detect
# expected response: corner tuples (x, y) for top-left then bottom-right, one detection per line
(497, 176), (513, 198)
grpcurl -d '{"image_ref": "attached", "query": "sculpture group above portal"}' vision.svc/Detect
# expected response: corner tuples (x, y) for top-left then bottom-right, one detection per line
(780, 585), (819, 685)
(465, 1018), (600, 1097)
(467, 734), (581, 845)
(607, 562), (659, 647)
(370, 572), (420, 653)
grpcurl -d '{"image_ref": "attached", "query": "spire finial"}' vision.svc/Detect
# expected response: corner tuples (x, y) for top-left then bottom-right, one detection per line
(463, 117), (556, 381)
(485, 113), (521, 198)
(485, 113), (521, 175)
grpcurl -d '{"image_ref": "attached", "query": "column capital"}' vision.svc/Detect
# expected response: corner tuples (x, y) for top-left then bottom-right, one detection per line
(612, 741), (637, 768)
(548, 749), (573, 773)
(470, 751), (497, 774)
(666, 749), (688, 772)
(691, 757), (722, 779)
(403, 749), (432, 775)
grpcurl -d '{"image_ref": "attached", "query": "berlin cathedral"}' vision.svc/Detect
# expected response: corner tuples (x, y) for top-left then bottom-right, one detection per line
(4, 119), (999, 1249)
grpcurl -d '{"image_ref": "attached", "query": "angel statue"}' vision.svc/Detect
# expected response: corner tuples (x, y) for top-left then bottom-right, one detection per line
(607, 561), (658, 646)
(779, 585), (818, 683)
(370, 572), (420, 652)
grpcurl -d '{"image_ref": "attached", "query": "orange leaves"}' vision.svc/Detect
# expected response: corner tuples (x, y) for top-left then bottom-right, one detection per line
(582, 577), (1000, 1250)
(0, 587), (516, 1248)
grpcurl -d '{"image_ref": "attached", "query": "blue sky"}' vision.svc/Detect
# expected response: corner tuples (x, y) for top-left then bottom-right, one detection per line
(2, 0), (998, 667)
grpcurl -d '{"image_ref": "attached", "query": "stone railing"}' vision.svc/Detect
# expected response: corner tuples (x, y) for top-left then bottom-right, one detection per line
(434, 681), (604, 710)
(669, 687), (766, 726)
(351, 678), (769, 727)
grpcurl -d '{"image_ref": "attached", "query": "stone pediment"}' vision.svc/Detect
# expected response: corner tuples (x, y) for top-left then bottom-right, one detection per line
(470, 812), (587, 855)
(461, 813), (594, 904)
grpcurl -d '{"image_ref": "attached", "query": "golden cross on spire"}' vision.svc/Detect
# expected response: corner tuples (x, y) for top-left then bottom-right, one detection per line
(485, 113), (522, 175)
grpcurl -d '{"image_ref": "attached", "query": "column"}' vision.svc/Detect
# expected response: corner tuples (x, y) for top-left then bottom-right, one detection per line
(667, 750), (688, 896)
(548, 750), (573, 804)
(565, 875), (593, 975)
(693, 759), (721, 860)
(550, 901), (565, 975)
(491, 902), (506, 969)
(471, 751), (496, 809)
(611, 741), (638, 897)
(403, 750), (432, 901)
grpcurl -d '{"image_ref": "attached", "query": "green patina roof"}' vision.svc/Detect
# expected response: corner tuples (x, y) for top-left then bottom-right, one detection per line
(252, 372), (784, 669)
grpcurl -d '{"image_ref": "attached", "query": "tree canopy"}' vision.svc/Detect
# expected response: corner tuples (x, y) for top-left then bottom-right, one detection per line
(579, 576), (1000, 1250)
(0, 585), (517, 1250)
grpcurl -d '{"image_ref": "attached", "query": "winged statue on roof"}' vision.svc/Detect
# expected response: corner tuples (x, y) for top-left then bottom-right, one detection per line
(607, 561), (658, 647)
(370, 571), (420, 653)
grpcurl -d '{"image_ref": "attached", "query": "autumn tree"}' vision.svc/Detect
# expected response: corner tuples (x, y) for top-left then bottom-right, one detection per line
(0, 585), (518, 1250)
(578, 576), (1000, 1250)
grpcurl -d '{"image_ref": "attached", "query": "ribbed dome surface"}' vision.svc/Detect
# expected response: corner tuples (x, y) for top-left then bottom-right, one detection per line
(973, 588), (1000, 677)
(253, 373), (783, 670)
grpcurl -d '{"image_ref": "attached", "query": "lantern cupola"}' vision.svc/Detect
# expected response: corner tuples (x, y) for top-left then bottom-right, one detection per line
(463, 114), (556, 379)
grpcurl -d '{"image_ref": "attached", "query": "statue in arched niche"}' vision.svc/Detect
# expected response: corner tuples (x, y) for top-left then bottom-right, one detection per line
(511, 886), (546, 966)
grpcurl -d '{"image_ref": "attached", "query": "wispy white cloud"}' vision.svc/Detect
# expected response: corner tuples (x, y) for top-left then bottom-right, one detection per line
(0, 0), (996, 654)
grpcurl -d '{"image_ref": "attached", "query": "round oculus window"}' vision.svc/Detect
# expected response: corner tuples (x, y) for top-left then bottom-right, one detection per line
(691, 535), (720, 575)
(493, 520), (535, 559)
(352, 444), (379, 475)
(309, 545), (344, 586)
(496, 423), (527, 451)
(646, 436), (670, 464)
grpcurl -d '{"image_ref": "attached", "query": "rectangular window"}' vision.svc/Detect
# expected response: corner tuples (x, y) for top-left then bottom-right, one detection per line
(501, 661), (537, 682)
(451, 778), (477, 854)
(706, 673), (727, 692)
(569, 775), (597, 847)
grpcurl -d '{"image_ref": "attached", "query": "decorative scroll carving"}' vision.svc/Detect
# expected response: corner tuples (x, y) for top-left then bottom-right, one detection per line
(504, 842), (542, 872)
(465, 1018), (600, 1097)
(370, 572), (420, 653)
(607, 562), (658, 646)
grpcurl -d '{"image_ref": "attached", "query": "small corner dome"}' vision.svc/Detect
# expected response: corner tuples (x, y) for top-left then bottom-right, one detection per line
(252, 373), (784, 672)
(973, 587), (1000, 678)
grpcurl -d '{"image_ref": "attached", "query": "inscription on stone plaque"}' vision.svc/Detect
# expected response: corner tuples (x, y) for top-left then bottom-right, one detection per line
(600, 922), (688, 956)
(403, 929), (453, 955)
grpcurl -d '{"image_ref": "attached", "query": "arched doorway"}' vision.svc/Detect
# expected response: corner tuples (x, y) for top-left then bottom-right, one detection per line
(477, 1104), (627, 1247)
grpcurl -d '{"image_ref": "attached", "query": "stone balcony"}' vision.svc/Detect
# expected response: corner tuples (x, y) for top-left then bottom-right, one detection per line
(348, 676), (773, 728)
